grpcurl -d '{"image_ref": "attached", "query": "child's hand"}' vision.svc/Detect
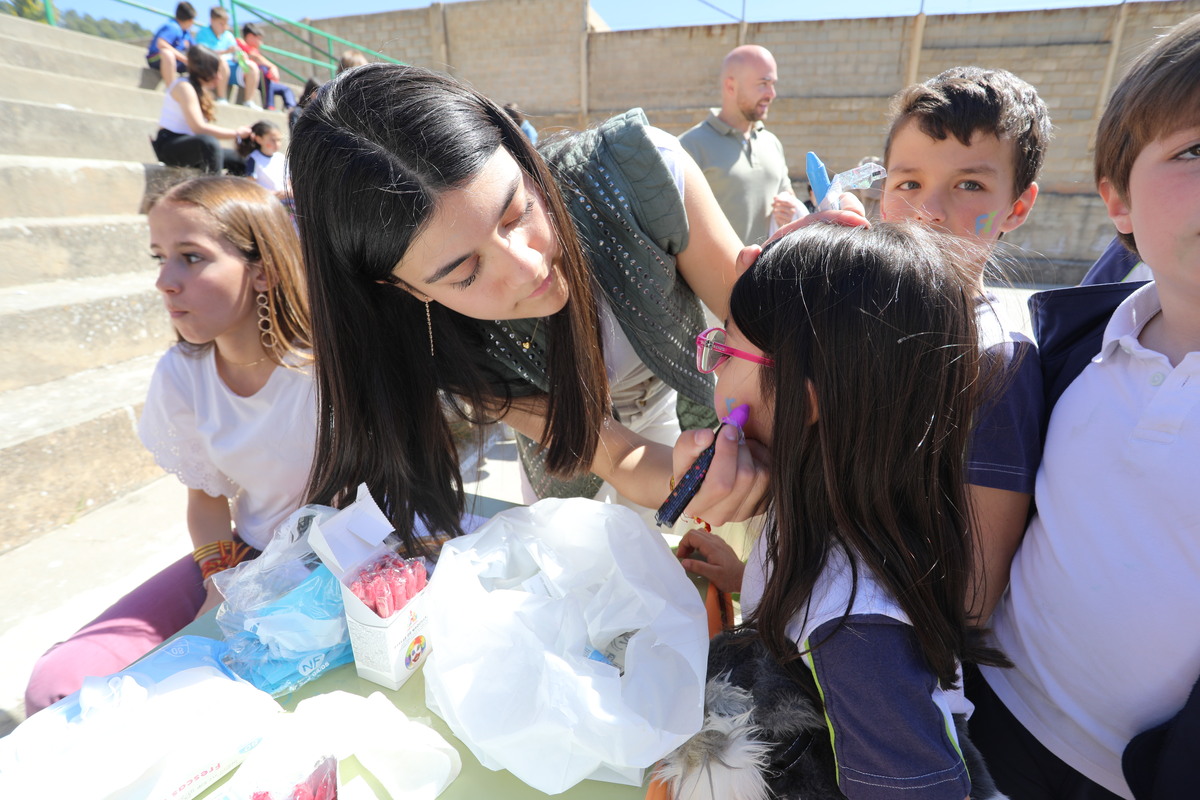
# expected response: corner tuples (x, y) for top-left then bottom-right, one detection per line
(677, 528), (745, 594)
(672, 425), (770, 527)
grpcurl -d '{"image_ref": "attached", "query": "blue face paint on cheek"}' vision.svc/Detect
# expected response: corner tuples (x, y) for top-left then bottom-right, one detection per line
(975, 211), (998, 236)
(724, 397), (737, 416)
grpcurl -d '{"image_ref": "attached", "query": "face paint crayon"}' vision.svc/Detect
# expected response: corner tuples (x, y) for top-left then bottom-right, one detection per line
(655, 404), (750, 528)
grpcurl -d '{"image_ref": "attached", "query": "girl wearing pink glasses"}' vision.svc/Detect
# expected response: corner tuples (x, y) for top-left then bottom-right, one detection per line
(663, 221), (1009, 800)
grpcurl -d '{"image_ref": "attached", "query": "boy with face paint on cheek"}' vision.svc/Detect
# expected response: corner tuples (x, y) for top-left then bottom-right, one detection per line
(879, 66), (1051, 625)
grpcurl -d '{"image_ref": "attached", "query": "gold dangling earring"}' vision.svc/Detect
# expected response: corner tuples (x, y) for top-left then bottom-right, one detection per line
(257, 291), (277, 351)
(425, 299), (435, 357)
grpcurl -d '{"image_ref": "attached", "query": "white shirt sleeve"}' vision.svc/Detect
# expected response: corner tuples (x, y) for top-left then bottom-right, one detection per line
(138, 347), (239, 499)
(646, 125), (687, 201)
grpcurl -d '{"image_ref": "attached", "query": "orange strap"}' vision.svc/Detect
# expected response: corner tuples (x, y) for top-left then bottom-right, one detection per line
(705, 581), (734, 638)
(644, 776), (672, 800)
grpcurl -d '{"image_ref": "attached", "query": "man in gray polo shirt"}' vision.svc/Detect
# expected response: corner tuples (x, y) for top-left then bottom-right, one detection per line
(680, 45), (805, 245)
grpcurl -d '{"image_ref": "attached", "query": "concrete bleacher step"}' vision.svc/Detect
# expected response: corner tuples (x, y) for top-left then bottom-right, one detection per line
(0, 155), (197, 218)
(0, 353), (163, 553)
(0, 61), (288, 127)
(0, 32), (157, 90)
(0, 13), (294, 544)
(0, 215), (151, 287)
(2, 98), (176, 162)
(0, 271), (170, 391)
(0, 11), (155, 65)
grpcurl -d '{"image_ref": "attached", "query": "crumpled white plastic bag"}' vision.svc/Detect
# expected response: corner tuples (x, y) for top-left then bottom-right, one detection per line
(423, 497), (708, 795)
(211, 691), (461, 800)
(0, 636), (281, 800)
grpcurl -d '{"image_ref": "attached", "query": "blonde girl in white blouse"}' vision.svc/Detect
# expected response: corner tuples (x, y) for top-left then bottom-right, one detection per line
(25, 176), (313, 715)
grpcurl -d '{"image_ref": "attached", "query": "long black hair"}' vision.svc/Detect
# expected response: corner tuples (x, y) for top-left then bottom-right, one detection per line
(287, 64), (608, 556)
(737, 222), (1007, 688)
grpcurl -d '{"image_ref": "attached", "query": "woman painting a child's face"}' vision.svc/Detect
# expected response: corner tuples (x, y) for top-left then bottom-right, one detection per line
(390, 147), (567, 321)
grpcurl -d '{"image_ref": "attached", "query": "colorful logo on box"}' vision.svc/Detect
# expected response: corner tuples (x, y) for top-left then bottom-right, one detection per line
(405, 635), (427, 669)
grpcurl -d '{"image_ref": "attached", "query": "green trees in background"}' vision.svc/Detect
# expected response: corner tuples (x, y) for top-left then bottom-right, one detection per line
(60, 8), (152, 39)
(1, 0), (52, 21)
(2, 1), (152, 41)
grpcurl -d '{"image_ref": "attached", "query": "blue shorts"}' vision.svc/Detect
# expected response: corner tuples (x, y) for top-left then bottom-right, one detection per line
(229, 60), (249, 87)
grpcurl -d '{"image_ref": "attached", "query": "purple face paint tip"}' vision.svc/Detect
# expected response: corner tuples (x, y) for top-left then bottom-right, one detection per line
(722, 403), (750, 428)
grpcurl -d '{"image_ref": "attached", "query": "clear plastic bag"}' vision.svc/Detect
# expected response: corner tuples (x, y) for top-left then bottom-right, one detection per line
(213, 505), (354, 695)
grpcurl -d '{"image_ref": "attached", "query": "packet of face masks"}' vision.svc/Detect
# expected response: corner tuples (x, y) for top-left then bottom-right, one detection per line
(220, 563), (355, 696)
(214, 506), (355, 696)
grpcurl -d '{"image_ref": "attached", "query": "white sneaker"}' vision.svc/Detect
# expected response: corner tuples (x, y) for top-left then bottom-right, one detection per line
(243, 100), (263, 110)
(216, 98), (229, 105)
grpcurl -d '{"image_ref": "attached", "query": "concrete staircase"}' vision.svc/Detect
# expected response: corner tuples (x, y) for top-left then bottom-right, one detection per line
(0, 13), (289, 554)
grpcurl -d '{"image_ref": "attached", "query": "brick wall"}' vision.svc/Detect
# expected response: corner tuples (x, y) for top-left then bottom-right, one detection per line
(291, 0), (1200, 282)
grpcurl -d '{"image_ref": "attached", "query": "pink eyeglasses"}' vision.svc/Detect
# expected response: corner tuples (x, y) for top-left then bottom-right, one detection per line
(695, 326), (775, 373)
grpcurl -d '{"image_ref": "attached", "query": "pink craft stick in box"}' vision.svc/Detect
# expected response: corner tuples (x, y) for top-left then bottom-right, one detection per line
(411, 558), (428, 592)
(386, 566), (410, 606)
(350, 576), (375, 610)
(371, 573), (393, 618)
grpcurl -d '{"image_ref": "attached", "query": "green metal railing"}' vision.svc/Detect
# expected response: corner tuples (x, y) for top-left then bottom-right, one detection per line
(45, 0), (403, 82)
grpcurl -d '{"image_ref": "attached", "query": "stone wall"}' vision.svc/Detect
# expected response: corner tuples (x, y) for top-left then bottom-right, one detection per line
(282, 0), (1200, 283)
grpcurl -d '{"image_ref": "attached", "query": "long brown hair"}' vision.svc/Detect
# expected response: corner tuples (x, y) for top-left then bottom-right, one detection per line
(287, 64), (609, 555)
(736, 222), (1007, 689)
(150, 176), (311, 366)
(185, 44), (220, 123)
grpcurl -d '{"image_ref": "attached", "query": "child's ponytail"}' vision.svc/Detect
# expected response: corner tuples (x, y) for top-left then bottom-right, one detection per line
(237, 120), (278, 159)
(184, 45), (222, 123)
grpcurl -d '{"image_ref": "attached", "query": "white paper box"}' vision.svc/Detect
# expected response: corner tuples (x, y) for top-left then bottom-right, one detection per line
(308, 485), (431, 690)
(340, 582), (430, 690)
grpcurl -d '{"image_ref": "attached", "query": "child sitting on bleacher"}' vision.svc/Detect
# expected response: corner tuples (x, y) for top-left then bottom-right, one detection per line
(151, 44), (249, 175)
(238, 120), (289, 197)
(24, 177), (314, 716)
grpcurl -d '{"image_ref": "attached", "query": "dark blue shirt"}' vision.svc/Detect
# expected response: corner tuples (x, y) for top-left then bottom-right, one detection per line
(147, 20), (194, 58)
(967, 297), (1044, 494)
(810, 615), (971, 800)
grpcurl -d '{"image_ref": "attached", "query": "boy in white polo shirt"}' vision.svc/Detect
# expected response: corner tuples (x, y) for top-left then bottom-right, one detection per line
(968, 14), (1200, 800)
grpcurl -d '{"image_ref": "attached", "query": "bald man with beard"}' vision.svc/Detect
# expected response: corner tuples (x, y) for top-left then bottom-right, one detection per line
(679, 45), (806, 245)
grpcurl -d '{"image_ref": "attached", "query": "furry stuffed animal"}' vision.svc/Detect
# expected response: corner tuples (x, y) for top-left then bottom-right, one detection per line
(655, 630), (1008, 800)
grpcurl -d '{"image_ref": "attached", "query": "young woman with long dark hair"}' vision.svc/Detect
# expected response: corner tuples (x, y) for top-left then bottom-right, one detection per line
(287, 63), (756, 551)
